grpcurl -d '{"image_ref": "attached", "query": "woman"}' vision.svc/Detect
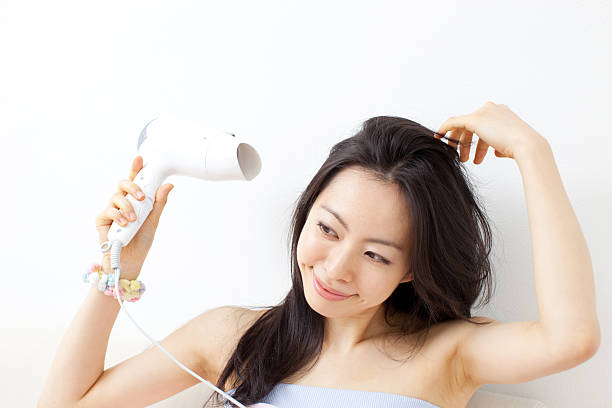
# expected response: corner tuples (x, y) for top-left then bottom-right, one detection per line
(39, 102), (600, 408)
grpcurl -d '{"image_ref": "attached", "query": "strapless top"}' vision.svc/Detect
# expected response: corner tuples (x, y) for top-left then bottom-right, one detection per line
(224, 382), (441, 408)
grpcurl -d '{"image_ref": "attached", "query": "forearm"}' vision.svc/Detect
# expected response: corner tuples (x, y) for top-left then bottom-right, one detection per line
(514, 137), (600, 352)
(38, 286), (121, 407)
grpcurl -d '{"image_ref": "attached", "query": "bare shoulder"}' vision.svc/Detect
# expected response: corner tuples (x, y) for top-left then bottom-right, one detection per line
(190, 306), (268, 383)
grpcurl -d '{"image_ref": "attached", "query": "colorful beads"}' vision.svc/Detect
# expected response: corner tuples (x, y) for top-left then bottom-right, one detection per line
(89, 263), (102, 273)
(83, 262), (145, 302)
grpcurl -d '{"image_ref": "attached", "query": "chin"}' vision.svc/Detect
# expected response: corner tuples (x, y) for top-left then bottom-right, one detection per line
(300, 266), (351, 318)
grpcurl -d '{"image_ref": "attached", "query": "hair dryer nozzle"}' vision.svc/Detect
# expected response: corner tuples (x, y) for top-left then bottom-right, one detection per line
(136, 116), (262, 181)
(208, 137), (261, 181)
(237, 143), (261, 181)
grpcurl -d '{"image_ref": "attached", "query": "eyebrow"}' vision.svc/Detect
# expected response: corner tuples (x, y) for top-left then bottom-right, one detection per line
(320, 204), (403, 252)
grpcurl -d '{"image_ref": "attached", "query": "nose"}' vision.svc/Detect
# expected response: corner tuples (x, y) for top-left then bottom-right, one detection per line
(323, 244), (354, 284)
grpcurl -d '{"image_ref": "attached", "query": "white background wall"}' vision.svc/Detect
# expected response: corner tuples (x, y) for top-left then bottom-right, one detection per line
(1, 1), (610, 407)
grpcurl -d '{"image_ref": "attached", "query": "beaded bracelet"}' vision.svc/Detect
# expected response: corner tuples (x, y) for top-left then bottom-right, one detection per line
(83, 263), (146, 302)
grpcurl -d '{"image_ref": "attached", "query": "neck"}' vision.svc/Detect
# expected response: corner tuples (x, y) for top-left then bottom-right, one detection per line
(322, 303), (391, 356)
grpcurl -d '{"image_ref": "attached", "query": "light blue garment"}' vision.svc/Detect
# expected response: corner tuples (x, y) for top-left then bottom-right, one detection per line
(224, 382), (441, 408)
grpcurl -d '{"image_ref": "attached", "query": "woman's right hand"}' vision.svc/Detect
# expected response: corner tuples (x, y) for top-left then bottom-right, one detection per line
(95, 156), (174, 279)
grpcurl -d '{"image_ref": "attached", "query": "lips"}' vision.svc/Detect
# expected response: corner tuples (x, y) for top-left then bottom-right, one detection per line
(313, 272), (351, 296)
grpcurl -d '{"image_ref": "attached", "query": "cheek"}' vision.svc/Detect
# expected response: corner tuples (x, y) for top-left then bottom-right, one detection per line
(361, 274), (398, 301)
(296, 225), (322, 266)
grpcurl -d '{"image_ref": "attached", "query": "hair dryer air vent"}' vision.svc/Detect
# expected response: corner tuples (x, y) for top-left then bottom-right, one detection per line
(237, 143), (261, 181)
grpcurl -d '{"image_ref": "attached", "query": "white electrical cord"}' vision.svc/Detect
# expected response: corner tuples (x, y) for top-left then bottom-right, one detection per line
(100, 239), (247, 408)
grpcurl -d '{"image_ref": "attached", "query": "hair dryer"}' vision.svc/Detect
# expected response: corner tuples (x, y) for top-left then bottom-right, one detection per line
(99, 116), (267, 408)
(106, 115), (261, 248)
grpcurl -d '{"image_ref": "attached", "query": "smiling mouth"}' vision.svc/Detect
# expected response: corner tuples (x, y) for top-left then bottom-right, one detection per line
(311, 270), (352, 296)
(318, 279), (350, 296)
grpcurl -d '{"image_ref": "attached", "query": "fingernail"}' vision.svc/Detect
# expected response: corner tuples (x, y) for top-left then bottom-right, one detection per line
(136, 191), (144, 199)
(129, 211), (136, 221)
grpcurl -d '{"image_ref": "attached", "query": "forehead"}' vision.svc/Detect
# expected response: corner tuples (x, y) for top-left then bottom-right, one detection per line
(314, 167), (412, 237)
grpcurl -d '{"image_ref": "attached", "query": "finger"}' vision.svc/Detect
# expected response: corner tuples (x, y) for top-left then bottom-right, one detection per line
(110, 192), (136, 222)
(494, 149), (508, 158)
(97, 205), (126, 225)
(95, 206), (126, 243)
(446, 128), (462, 150)
(118, 179), (146, 201)
(106, 205), (129, 227)
(437, 113), (478, 136)
(473, 137), (489, 164)
(95, 213), (110, 244)
(129, 156), (143, 182)
(459, 130), (474, 163)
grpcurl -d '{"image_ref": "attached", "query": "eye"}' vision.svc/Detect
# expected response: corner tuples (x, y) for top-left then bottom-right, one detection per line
(366, 251), (391, 265)
(316, 221), (391, 265)
(317, 221), (336, 237)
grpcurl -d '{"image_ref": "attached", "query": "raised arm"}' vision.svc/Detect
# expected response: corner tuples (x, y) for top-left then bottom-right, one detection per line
(514, 137), (600, 349)
(436, 102), (600, 386)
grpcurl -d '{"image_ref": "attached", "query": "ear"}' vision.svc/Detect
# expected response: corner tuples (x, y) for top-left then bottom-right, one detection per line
(399, 272), (413, 284)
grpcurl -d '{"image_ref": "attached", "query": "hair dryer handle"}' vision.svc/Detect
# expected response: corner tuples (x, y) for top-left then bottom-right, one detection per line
(107, 165), (162, 247)
(107, 194), (154, 247)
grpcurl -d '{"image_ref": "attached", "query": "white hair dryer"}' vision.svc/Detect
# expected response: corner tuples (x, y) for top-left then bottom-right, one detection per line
(99, 116), (267, 408)
(107, 115), (261, 248)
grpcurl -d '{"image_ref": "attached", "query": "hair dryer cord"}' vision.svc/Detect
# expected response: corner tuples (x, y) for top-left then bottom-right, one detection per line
(97, 240), (248, 408)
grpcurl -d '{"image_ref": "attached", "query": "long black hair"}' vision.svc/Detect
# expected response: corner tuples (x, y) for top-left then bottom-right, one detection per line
(205, 116), (496, 407)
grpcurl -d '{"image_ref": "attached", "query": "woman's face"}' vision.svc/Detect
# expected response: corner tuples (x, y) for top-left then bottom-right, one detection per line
(296, 166), (413, 318)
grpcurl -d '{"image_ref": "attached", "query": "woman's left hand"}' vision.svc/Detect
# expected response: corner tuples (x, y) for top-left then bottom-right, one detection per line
(435, 101), (547, 164)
